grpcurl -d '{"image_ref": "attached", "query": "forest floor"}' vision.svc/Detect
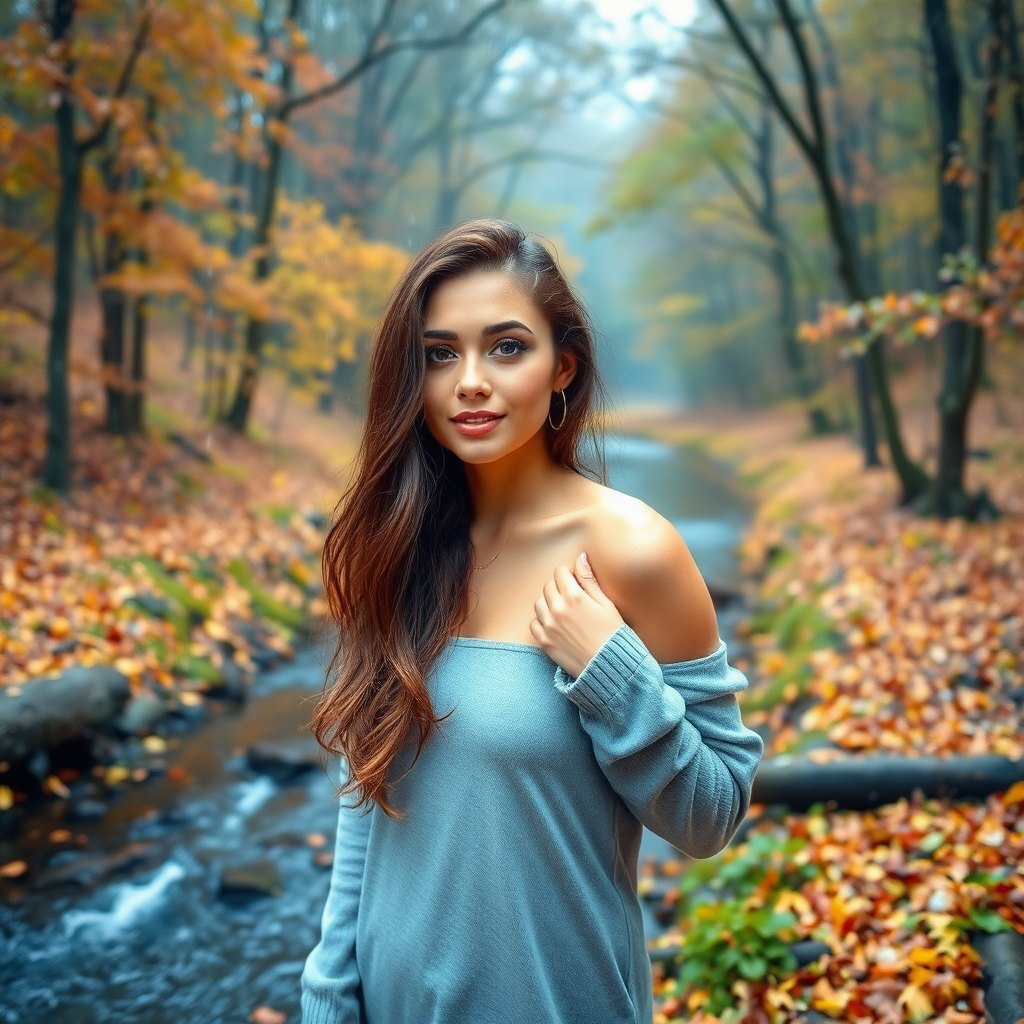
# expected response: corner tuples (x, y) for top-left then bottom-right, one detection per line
(627, 371), (1024, 1024)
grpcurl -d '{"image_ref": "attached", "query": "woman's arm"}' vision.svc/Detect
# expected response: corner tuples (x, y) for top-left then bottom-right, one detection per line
(300, 767), (372, 1024)
(551, 623), (763, 858)
(531, 517), (763, 859)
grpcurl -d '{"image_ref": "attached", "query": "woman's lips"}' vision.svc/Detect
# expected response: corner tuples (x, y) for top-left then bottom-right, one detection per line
(451, 414), (504, 436)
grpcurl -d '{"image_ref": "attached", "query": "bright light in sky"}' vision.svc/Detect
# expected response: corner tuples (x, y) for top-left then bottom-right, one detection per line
(590, 0), (697, 44)
(582, 0), (697, 129)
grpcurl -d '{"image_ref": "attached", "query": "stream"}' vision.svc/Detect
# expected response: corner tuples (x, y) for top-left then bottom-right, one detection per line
(0, 435), (750, 1024)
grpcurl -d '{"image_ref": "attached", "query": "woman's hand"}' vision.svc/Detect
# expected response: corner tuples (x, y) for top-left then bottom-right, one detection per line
(531, 551), (626, 678)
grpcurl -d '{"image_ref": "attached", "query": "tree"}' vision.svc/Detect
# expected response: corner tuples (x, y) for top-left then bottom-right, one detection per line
(706, 0), (930, 502)
(263, 196), (407, 406)
(0, 0), (261, 485)
(604, 32), (837, 431)
(926, 0), (1003, 516)
(41, 0), (150, 490)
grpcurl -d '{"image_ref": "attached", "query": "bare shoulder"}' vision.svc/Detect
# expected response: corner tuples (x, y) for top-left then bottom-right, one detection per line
(579, 483), (720, 663)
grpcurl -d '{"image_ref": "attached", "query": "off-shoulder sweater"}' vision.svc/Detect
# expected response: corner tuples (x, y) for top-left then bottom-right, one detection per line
(300, 623), (764, 1024)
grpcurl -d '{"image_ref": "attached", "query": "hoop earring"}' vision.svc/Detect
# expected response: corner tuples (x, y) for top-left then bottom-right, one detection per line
(548, 389), (567, 430)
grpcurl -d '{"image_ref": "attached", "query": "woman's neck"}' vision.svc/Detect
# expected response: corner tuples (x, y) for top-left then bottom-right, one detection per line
(463, 432), (569, 534)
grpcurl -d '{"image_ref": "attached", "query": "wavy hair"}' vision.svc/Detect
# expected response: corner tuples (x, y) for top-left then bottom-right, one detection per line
(312, 219), (606, 818)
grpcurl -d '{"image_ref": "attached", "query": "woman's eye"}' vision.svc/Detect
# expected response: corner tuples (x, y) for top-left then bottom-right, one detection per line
(493, 338), (526, 357)
(425, 345), (455, 364)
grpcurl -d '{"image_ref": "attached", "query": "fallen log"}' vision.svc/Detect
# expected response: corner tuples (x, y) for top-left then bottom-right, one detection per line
(0, 666), (130, 763)
(973, 930), (1024, 1024)
(751, 754), (1024, 812)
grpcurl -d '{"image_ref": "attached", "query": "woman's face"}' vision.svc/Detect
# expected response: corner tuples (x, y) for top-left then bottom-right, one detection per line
(421, 270), (576, 465)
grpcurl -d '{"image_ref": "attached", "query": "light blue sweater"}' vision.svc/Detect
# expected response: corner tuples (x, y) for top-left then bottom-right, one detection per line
(300, 623), (763, 1024)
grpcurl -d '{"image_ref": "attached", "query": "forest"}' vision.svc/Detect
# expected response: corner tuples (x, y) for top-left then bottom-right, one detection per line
(1, 1), (1023, 1023)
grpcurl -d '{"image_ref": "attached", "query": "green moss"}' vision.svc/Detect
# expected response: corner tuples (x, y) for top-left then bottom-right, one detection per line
(173, 653), (223, 684)
(226, 558), (306, 630)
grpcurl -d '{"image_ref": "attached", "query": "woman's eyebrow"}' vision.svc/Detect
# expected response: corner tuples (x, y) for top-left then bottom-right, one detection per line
(423, 329), (459, 341)
(483, 319), (533, 336)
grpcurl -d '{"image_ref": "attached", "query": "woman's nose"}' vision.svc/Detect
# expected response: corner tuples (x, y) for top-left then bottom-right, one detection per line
(456, 353), (490, 398)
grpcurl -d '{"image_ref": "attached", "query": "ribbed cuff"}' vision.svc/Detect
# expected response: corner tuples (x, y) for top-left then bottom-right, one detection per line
(552, 623), (651, 717)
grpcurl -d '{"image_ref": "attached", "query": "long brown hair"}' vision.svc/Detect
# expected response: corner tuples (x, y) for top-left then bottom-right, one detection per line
(313, 219), (606, 818)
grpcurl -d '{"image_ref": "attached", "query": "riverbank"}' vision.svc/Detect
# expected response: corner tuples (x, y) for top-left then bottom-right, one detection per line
(0, 397), (333, 857)
(633, 395), (1024, 1023)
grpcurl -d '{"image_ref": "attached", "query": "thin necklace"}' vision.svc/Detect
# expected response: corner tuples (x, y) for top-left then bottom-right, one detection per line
(472, 525), (516, 571)
(471, 509), (571, 571)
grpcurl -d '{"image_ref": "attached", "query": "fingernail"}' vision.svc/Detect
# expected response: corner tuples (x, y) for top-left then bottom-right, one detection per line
(579, 551), (590, 569)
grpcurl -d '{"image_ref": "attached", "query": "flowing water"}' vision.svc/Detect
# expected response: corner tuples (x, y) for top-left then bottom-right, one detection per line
(0, 436), (749, 1024)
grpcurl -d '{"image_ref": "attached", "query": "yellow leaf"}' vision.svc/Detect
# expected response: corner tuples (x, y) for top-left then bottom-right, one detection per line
(204, 619), (230, 642)
(45, 775), (70, 798)
(687, 990), (709, 1012)
(897, 984), (933, 1022)
(1002, 779), (1024, 805)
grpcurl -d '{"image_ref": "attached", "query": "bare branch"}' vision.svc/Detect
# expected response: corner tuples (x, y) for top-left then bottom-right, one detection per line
(80, 1), (152, 153)
(0, 293), (49, 325)
(773, 0), (828, 154)
(706, 0), (819, 161)
(283, 0), (508, 117)
(0, 224), (52, 279)
(454, 147), (608, 195)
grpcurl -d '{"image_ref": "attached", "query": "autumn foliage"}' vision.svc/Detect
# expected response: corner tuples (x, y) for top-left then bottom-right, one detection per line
(799, 204), (1024, 354)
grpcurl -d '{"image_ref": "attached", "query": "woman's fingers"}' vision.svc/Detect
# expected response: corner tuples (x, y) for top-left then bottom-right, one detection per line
(553, 563), (584, 598)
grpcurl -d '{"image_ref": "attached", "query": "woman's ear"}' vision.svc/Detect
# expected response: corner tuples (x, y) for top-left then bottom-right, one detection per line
(553, 349), (577, 391)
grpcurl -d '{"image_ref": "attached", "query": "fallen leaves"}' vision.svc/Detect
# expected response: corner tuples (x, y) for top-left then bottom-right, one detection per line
(0, 404), (326, 708)
(655, 439), (1024, 1023)
(741, 498), (1024, 763)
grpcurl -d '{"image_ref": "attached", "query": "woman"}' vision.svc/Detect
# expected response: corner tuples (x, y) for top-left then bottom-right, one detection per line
(301, 220), (763, 1024)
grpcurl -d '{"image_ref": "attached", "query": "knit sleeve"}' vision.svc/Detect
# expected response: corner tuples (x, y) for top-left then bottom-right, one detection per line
(300, 765), (372, 1024)
(552, 624), (763, 859)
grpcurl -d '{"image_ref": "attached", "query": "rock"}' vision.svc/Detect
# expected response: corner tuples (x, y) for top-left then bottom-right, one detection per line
(261, 832), (305, 848)
(245, 741), (320, 785)
(206, 660), (248, 703)
(791, 940), (832, 967)
(117, 691), (167, 736)
(218, 859), (282, 903)
(27, 750), (49, 781)
(647, 942), (682, 966)
(0, 666), (130, 764)
(249, 645), (280, 671)
(129, 594), (173, 619)
(66, 799), (108, 821)
(35, 842), (152, 887)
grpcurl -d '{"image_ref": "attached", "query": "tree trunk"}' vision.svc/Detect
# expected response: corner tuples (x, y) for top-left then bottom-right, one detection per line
(223, 0), (300, 433)
(928, 0), (1001, 517)
(100, 282), (128, 434)
(127, 292), (147, 434)
(43, 0), (80, 493)
(1003, 0), (1024, 185)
